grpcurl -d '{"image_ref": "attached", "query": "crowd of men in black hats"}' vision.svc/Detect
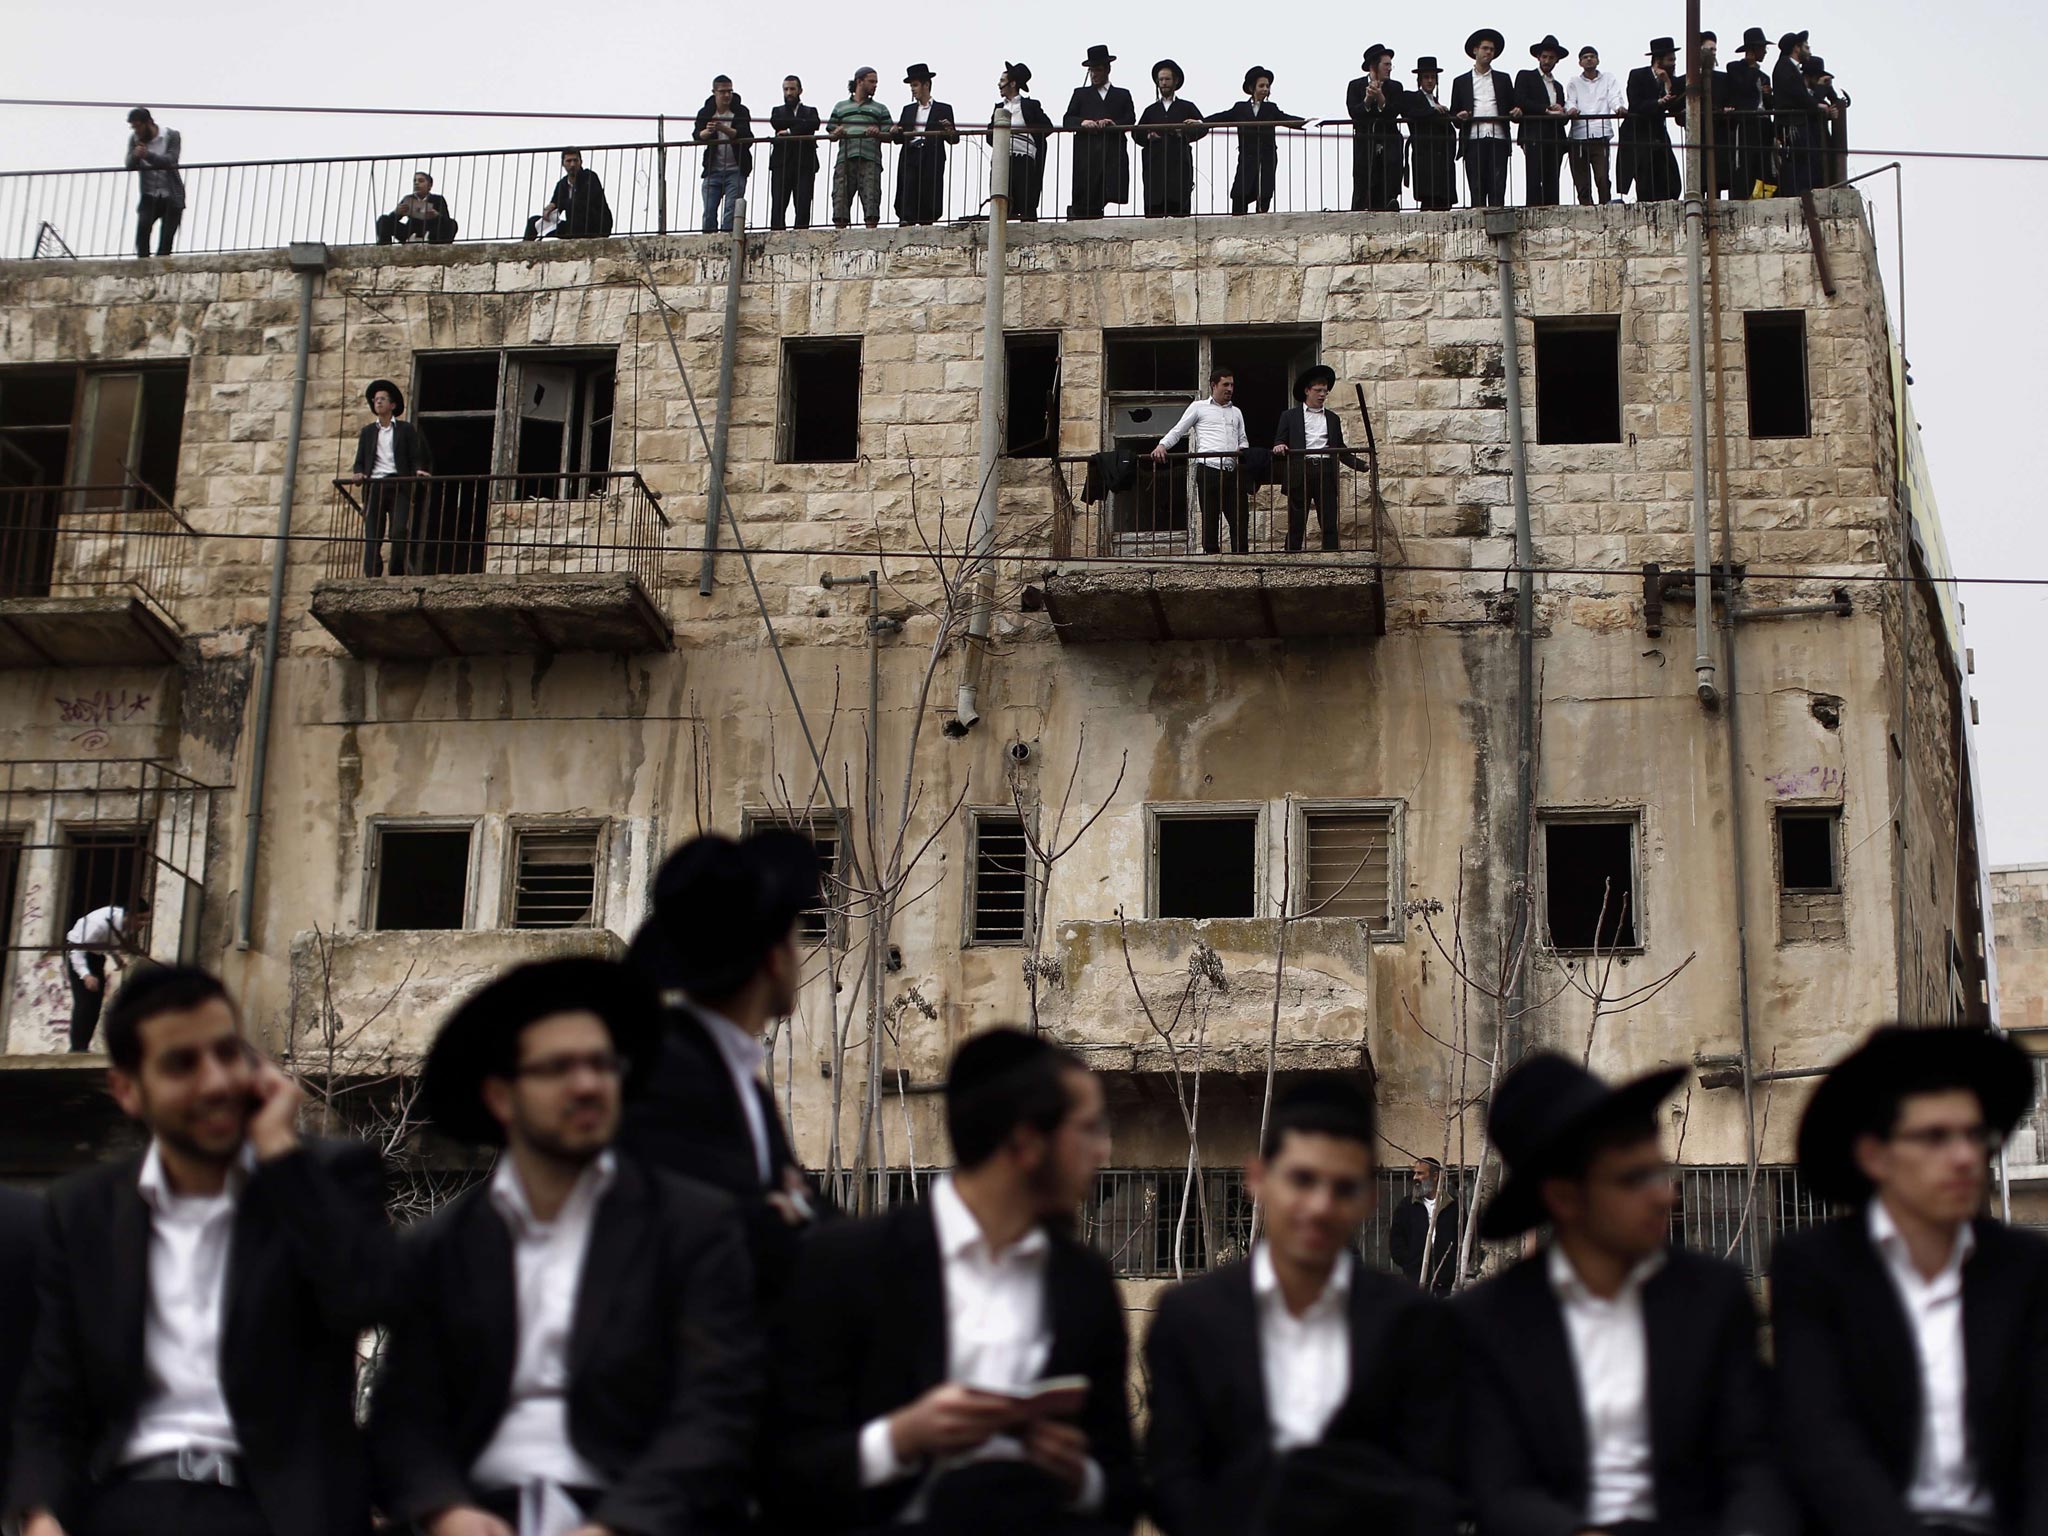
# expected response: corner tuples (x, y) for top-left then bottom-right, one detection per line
(5, 826), (2043, 1536)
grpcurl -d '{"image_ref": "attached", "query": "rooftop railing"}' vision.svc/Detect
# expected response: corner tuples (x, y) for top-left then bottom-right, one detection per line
(0, 482), (194, 611)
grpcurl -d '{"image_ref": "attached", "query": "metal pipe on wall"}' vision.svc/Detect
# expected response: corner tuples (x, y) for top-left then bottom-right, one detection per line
(1684, 3), (1720, 711)
(698, 199), (747, 595)
(952, 109), (1010, 732)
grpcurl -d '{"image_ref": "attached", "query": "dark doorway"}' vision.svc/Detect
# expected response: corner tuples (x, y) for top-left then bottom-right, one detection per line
(781, 340), (863, 462)
(412, 355), (500, 574)
(1534, 319), (1623, 445)
(1156, 815), (1259, 919)
(1005, 334), (1061, 458)
(1745, 312), (1810, 438)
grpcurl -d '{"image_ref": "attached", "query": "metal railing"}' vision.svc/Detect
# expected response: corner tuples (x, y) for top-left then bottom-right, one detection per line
(1051, 447), (1383, 562)
(0, 482), (194, 612)
(319, 471), (668, 587)
(1, 108), (1851, 259)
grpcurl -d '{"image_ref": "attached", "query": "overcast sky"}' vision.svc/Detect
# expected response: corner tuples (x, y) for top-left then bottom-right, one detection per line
(11, 1), (2048, 865)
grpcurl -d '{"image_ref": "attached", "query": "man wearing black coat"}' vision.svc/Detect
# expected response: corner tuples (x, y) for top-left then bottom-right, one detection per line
(1456, 1053), (1795, 1536)
(1147, 1083), (1459, 1536)
(9, 966), (392, 1536)
(524, 147), (613, 240)
(894, 65), (958, 227)
(1063, 46), (1135, 220)
(1450, 30), (1514, 209)
(1136, 60), (1205, 219)
(348, 378), (432, 578)
(1723, 28), (1774, 199)
(1621, 38), (1685, 202)
(1772, 1026), (2048, 1536)
(1514, 35), (1571, 207)
(1271, 364), (1368, 553)
(1346, 46), (1404, 213)
(1770, 32), (1822, 196)
(370, 958), (761, 1536)
(1404, 57), (1459, 212)
(621, 829), (831, 1306)
(695, 76), (754, 235)
(769, 76), (822, 229)
(1210, 68), (1305, 216)
(769, 1030), (1137, 1536)
(0, 1187), (43, 1514)
(992, 63), (1056, 222)
(1387, 1158), (1460, 1295)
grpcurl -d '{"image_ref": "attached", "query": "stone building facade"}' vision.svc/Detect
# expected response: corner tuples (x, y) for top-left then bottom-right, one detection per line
(0, 191), (1991, 1267)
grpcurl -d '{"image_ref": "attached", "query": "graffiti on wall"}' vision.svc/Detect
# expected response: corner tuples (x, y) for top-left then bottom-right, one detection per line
(52, 688), (153, 752)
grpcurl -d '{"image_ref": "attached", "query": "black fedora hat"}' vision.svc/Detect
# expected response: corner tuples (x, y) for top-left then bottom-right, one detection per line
(1647, 36), (1678, 56)
(1004, 61), (1033, 90)
(631, 829), (821, 1003)
(1530, 34), (1568, 59)
(1082, 44), (1116, 70)
(1803, 55), (1830, 77)
(1242, 65), (1275, 94)
(904, 63), (935, 84)
(1465, 28), (1506, 58)
(1794, 1026), (2035, 1205)
(1740, 26), (1770, 51)
(1151, 59), (1185, 90)
(1294, 363), (1338, 401)
(1778, 30), (1808, 51)
(1479, 1052), (1687, 1240)
(364, 378), (405, 415)
(1361, 44), (1393, 70)
(421, 957), (659, 1145)
(1412, 56), (1443, 75)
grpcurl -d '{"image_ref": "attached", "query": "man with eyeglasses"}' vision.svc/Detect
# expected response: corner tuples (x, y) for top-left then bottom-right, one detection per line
(370, 958), (761, 1536)
(1456, 1053), (1794, 1536)
(1772, 1026), (2047, 1536)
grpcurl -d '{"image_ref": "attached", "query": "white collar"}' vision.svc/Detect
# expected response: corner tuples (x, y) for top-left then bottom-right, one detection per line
(137, 1138), (256, 1211)
(932, 1173), (1049, 1265)
(1252, 1241), (1352, 1317)
(1869, 1198), (1975, 1284)
(1546, 1241), (1665, 1305)
(1303, 404), (1325, 414)
(696, 1005), (768, 1082)
(488, 1148), (617, 1239)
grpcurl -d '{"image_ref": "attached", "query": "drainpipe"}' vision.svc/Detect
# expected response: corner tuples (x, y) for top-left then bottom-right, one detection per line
(699, 199), (747, 595)
(236, 241), (328, 950)
(1684, 2), (1720, 711)
(1486, 206), (1535, 1057)
(952, 109), (1010, 733)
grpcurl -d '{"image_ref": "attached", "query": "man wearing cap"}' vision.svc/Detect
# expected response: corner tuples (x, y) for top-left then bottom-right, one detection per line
(1147, 1082), (1459, 1536)
(894, 66), (958, 227)
(1621, 38), (1685, 202)
(1209, 69), (1306, 217)
(1771, 32), (1818, 196)
(1514, 36), (1572, 207)
(991, 64), (1056, 223)
(621, 830), (829, 1304)
(1345, 47), (1405, 213)
(1136, 61), (1206, 219)
(1063, 46), (1136, 220)
(370, 958), (761, 1536)
(1456, 1053), (1795, 1536)
(1451, 30), (1514, 209)
(769, 1028), (1137, 1536)
(1271, 365), (1369, 554)
(1723, 28), (1774, 199)
(1771, 1026), (2048, 1536)
(829, 68), (892, 230)
(123, 109), (184, 258)
(1404, 58), (1459, 212)
(349, 378), (433, 578)
(1563, 46), (1624, 204)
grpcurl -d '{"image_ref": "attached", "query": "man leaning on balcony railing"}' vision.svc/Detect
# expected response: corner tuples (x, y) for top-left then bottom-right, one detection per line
(348, 380), (433, 578)
(1150, 368), (1251, 555)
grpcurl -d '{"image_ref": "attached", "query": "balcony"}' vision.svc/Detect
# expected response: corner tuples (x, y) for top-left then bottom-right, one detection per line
(309, 472), (671, 660)
(1042, 451), (1385, 643)
(0, 485), (192, 667)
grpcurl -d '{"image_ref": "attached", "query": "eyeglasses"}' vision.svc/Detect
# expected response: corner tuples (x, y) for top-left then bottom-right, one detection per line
(512, 1051), (627, 1083)
(1888, 1124), (1995, 1153)
(1602, 1163), (1678, 1193)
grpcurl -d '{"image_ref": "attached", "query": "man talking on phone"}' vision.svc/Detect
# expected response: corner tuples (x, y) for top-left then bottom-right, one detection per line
(9, 966), (393, 1536)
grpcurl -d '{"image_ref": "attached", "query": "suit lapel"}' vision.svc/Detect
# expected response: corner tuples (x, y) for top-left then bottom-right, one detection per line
(1842, 1222), (1922, 1435)
(109, 1171), (152, 1404)
(1228, 1262), (1272, 1434)
(465, 1190), (520, 1404)
(1959, 1221), (2003, 1471)
(1508, 1258), (1587, 1483)
(1640, 1261), (1690, 1480)
(569, 1165), (639, 1376)
(899, 1204), (949, 1394)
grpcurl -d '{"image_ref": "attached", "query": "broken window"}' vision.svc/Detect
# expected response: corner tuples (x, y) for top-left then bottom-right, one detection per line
(511, 354), (616, 499)
(968, 813), (1032, 945)
(780, 339), (862, 463)
(1542, 816), (1640, 951)
(745, 810), (846, 942)
(509, 825), (602, 928)
(63, 827), (151, 932)
(370, 824), (472, 930)
(1154, 812), (1259, 919)
(1534, 318), (1623, 445)
(1745, 311), (1810, 438)
(1300, 806), (1397, 930)
(1777, 809), (1839, 892)
(1005, 334), (1061, 458)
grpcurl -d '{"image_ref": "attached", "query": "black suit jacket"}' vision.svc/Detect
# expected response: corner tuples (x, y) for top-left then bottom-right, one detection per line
(1772, 1215), (2048, 1536)
(768, 1199), (1139, 1532)
(1271, 405), (1369, 471)
(10, 1142), (392, 1536)
(351, 418), (433, 478)
(1456, 1246), (1794, 1536)
(1772, 56), (1817, 139)
(370, 1154), (762, 1535)
(1062, 85), (1137, 202)
(1387, 1196), (1460, 1294)
(694, 95), (756, 178)
(548, 170), (613, 236)
(1449, 71), (1517, 158)
(1345, 75), (1406, 136)
(988, 96), (1055, 155)
(1513, 69), (1567, 144)
(1145, 1256), (1459, 1536)
(0, 1188), (42, 1513)
(896, 100), (958, 150)
(769, 102), (821, 171)
(1725, 59), (1768, 112)
(1624, 65), (1686, 135)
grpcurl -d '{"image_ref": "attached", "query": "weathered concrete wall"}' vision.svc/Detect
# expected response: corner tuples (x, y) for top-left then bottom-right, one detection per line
(1993, 866), (2048, 1185)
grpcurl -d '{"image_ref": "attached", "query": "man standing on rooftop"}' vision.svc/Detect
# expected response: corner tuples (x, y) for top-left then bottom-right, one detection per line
(123, 109), (183, 259)
(829, 68), (892, 230)
(1451, 30), (1514, 209)
(695, 74), (754, 235)
(1063, 45), (1135, 219)
(1151, 368), (1251, 556)
(1563, 45), (1623, 204)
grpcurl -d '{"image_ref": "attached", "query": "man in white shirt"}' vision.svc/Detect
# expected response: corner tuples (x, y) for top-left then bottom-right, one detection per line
(1564, 46), (1624, 204)
(1458, 1052), (1794, 1536)
(348, 378), (433, 577)
(1451, 29), (1516, 208)
(1773, 1026), (2047, 1536)
(11, 966), (393, 1536)
(1150, 368), (1251, 553)
(1147, 1082), (1459, 1536)
(372, 957), (760, 1536)
(1271, 364), (1370, 553)
(62, 897), (147, 1052)
(771, 1028), (1136, 1535)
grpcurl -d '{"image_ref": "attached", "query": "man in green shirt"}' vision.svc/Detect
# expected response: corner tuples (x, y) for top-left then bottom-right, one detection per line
(829, 66), (891, 228)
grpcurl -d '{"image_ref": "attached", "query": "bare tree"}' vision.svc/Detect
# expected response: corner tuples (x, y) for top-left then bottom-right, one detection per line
(1008, 728), (1127, 1035)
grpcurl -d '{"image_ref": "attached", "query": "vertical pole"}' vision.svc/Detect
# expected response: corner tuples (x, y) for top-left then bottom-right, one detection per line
(864, 571), (883, 1213)
(953, 109), (1011, 730)
(656, 115), (669, 235)
(698, 199), (746, 595)
(1684, 0), (1720, 710)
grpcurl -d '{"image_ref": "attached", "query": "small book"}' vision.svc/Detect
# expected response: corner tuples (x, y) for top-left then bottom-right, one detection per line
(983, 1374), (1089, 1421)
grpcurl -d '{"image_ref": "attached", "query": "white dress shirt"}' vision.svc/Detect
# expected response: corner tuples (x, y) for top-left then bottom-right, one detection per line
(1548, 1243), (1662, 1527)
(1469, 71), (1504, 139)
(64, 904), (130, 976)
(1564, 69), (1624, 139)
(1000, 96), (1038, 159)
(1869, 1201), (1994, 1519)
(1301, 406), (1329, 452)
(371, 421), (396, 477)
(697, 1006), (773, 1183)
(1156, 399), (1249, 464)
(122, 1141), (255, 1466)
(1252, 1244), (1352, 1451)
(469, 1151), (618, 1495)
(857, 1176), (1104, 1518)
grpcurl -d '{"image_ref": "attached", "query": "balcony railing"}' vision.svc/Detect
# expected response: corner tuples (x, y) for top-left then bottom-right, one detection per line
(1050, 447), (1382, 563)
(319, 471), (668, 586)
(0, 482), (193, 608)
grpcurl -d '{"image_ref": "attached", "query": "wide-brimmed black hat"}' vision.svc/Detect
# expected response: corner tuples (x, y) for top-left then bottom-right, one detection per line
(1361, 44), (1393, 70)
(904, 63), (935, 84)
(1082, 45), (1116, 70)
(1778, 30), (1808, 51)
(1740, 26), (1770, 51)
(1294, 364), (1338, 401)
(364, 379), (405, 415)
(1647, 36), (1678, 56)
(1004, 61), (1033, 90)
(1794, 1026), (2035, 1205)
(629, 829), (822, 1004)
(1151, 59), (1185, 90)
(1413, 56), (1443, 75)
(1804, 55), (1830, 77)
(1242, 65), (1275, 93)
(1465, 29), (1506, 58)
(1479, 1052), (1687, 1239)
(1530, 34), (1568, 59)
(421, 958), (659, 1145)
